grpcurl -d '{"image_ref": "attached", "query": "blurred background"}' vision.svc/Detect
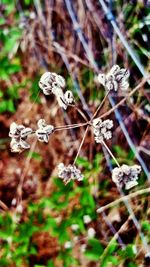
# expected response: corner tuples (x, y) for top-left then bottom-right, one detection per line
(0, 0), (150, 266)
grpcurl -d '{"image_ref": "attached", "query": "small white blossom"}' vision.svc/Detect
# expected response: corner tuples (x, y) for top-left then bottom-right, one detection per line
(64, 241), (72, 249)
(87, 228), (96, 239)
(97, 65), (129, 91)
(16, 204), (23, 214)
(92, 118), (113, 143)
(35, 119), (54, 143)
(71, 224), (79, 231)
(58, 163), (83, 184)
(11, 198), (17, 206)
(145, 251), (150, 260)
(112, 164), (141, 190)
(83, 215), (92, 224)
(73, 236), (78, 242)
(132, 245), (137, 255)
(9, 122), (32, 153)
(145, 104), (150, 113)
(6, 237), (12, 245)
(80, 244), (87, 253)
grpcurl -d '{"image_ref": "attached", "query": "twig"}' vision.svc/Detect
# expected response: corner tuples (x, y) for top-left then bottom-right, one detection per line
(73, 126), (89, 164)
(92, 91), (110, 119)
(54, 122), (88, 130)
(54, 122), (89, 132)
(97, 187), (150, 213)
(0, 200), (8, 211)
(101, 140), (120, 167)
(73, 103), (89, 122)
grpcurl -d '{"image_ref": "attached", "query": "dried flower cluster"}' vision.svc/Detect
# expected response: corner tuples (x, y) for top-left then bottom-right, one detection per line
(35, 119), (54, 143)
(9, 67), (142, 188)
(39, 72), (74, 109)
(58, 163), (84, 184)
(92, 118), (113, 143)
(9, 122), (32, 153)
(112, 164), (141, 190)
(9, 120), (54, 153)
(98, 65), (129, 91)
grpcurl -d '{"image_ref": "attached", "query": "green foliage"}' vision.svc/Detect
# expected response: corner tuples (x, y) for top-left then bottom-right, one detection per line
(29, 76), (41, 103)
(85, 238), (104, 261)
(142, 220), (150, 232)
(113, 146), (135, 165)
(25, 151), (42, 161)
(0, 154), (100, 266)
(0, 213), (38, 266)
(119, 244), (137, 259)
(0, 1), (23, 114)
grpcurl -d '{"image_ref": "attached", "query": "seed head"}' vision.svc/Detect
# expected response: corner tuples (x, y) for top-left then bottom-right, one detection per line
(35, 119), (54, 143)
(64, 90), (74, 105)
(9, 122), (32, 152)
(93, 118), (113, 143)
(97, 65), (130, 91)
(39, 72), (75, 110)
(58, 163), (83, 184)
(112, 164), (141, 190)
(39, 72), (66, 95)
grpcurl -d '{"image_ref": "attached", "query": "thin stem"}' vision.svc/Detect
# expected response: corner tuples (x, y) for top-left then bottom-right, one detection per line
(0, 200), (8, 211)
(73, 126), (89, 165)
(54, 122), (89, 131)
(97, 187), (150, 213)
(54, 122), (87, 130)
(101, 140), (120, 167)
(92, 91), (109, 120)
(72, 102), (89, 122)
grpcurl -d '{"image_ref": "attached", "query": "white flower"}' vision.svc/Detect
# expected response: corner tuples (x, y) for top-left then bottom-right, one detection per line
(132, 245), (137, 255)
(64, 241), (72, 249)
(9, 122), (32, 153)
(58, 163), (83, 184)
(145, 251), (150, 260)
(73, 236), (78, 242)
(11, 198), (17, 206)
(112, 164), (141, 190)
(87, 228), (96, 239)
(92, 118), (113, 143)
(71, 224), (79, 231)
(80, 244), (87, 253)
(83, 215), (92, 224)
(145, 104), (150, 113)
(35, 119), (54, 143)
(97, 65), (130, 91)
(6, 237), (12, 245)
(16, 204), (23, 214)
